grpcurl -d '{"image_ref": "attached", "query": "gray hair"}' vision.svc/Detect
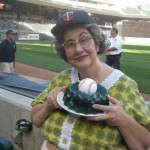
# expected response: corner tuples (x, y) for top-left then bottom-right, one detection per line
(54, 24), (110, 62)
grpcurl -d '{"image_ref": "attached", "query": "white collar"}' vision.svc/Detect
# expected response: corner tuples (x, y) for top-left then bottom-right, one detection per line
(71, 67), (124, 90)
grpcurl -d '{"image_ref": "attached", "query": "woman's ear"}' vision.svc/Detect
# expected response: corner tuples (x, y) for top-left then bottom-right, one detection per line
(94, 38), (99, 53)
(95, 43), (99, 53)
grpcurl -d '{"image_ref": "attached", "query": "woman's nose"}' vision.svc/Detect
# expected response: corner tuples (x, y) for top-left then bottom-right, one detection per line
(74, 42), (84, 53)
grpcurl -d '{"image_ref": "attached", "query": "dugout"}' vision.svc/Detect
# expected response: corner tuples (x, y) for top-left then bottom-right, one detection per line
(0, 72), (50, 150)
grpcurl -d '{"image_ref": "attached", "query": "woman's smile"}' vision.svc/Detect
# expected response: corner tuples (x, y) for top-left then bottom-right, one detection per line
(74, 54), (88, 61)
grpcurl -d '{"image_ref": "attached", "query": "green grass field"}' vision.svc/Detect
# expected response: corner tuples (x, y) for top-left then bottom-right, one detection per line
(16, 41), (150, 94)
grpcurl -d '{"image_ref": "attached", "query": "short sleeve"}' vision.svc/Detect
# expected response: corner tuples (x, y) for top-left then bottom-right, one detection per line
(0, 42), (3, 54)
(15, 42), (17, 52)
(125, 79), (150, 130)
(109, 75), (150, 130)
(114, 36), (122, 50)
(31, 68), (71, 107)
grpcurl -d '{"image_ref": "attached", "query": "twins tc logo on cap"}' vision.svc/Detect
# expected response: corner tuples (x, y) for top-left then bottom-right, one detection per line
(63, 12), (74, 21)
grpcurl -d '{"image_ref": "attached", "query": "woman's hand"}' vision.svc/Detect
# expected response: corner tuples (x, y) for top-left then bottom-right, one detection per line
(88, 95), (150, 149)
(31, 86), (67, 127)
(47, 86), (67, 110)
(87, 95), (128, 128)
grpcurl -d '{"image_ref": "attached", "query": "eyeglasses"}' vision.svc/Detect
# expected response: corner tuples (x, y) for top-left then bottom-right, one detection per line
(61, 36), (94, 50)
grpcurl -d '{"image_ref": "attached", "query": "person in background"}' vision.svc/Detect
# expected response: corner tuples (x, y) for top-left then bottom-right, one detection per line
(0, 29), (16, 74)
(105, 27), (122, 70)
(31, 10), (150, 150)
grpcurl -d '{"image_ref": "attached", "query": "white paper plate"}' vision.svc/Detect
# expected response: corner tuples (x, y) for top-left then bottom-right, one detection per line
(57, 92), (106, 117)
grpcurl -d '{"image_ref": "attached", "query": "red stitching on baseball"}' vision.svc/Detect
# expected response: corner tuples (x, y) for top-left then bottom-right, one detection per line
(78, 78), (87, 89)
(88, 81), (95, 94)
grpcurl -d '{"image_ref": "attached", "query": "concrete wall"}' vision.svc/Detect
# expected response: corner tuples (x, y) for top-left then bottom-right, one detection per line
(121, 21), (150, 38)
(0, 88), (44, 150)
(114, 20), (150, 44)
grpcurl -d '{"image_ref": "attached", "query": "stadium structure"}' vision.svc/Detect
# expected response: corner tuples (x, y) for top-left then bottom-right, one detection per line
(0, 0), (150, 42)
(0, 1), (150, 150)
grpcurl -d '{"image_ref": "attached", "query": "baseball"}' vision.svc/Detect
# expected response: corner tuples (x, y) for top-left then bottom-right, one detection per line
(78, 78), (97, 95)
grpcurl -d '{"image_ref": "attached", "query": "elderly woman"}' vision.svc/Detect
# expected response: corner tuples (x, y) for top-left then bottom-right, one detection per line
(31, 10), (150, 150)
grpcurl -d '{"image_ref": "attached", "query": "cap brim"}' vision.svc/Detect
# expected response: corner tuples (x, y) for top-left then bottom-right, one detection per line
(7, 32), (17, 35)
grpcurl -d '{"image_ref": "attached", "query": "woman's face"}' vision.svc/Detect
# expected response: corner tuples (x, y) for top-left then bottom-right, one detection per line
(62, 28), (99, 70)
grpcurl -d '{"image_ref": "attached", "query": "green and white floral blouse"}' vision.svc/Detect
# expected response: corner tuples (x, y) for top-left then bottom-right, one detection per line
(31, 68), (150, 150)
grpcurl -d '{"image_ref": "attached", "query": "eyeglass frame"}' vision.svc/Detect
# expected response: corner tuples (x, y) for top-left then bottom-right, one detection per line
(61, 36), (94, 50)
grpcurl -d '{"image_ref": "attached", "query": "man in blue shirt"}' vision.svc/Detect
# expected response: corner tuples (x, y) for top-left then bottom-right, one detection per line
(0, 29), (16, 74)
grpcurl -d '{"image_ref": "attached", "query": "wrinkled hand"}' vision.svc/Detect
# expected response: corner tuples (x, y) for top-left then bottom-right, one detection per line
(87, 95), (128, 128)
(47, 86), (67, 110)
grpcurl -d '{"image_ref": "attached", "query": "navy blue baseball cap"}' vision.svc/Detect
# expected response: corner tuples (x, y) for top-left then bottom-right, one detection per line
(6, 29), (15, 35)
(51, 10), (97, 38)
